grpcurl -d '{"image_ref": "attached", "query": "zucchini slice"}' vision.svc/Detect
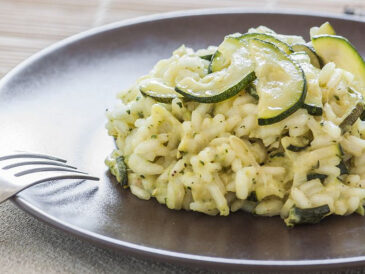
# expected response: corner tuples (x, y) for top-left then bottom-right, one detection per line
(200, 54), (213, 61)
(291, 51), (323, 116)
(291, 50), (323, 116)
(140, 88), (177, 103)
(307, 173), (328, 183)
(208, 50), (223, 73)
(310, 22), (336, 37)
(209, 37), (244, 73)
(246, 80), (259, 100)
(247, 191), (258, 202)
(176, 40), (256, 103)
(240, 33), (293, 55)
(290, 51), (311, 64)
(286, 136), (310, 152)
(339, 102), (364, 132)
(269, 151), (285, 158)
(361, 110), (365, 121)
(116, 156), (128, 186)
(175, 71), (256, 103)
(249, 39), (307, 125)
(303, 99), (323, 116)
(105, 154), (128, 187)
(337, 160), (349, 175)
(139, 79), (182, 103)
(209, 33), (293, 73)
(285, 205), (330, 227)
(303, 102), (323, 116)
(312, 35), (365, 93)
(318, 22), (336, 35)
(292, 43), (322, 69)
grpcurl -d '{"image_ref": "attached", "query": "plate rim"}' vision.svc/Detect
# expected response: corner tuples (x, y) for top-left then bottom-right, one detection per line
(3, 8), (365, 270)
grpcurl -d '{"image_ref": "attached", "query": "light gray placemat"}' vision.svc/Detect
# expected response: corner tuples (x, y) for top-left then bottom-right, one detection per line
(1, 200), (364, 274)
(0, 201), (214, 274)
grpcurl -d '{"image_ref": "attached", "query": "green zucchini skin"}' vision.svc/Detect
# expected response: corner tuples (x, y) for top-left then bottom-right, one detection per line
(200, 54), (213, 61)
(140, 89), (177, 104)
(303, 104), (323, 116)
(258, 100), (306, 126)
(286, 144), (309, 152)
(239, 32), (294, 55)
(208, 50), (222, 74)
(307, 173), (328, 183)
(246, 82), (259, 100)
(269, 152), (285, 158)
(257, 70), (307, 126)
(209, 32), (293, 74)
(251, 39), (307, 126)
(116, 156), (128, 187)
(361, 110), (365, 121)
(337, 160), (349, 175)
(175, 71), (256, 103)
(312, 35), (365, 92)
(285, 205), (330, 227)
(292, 43), (323, 69)
(247, 191), (258, 202)
(339, 102), (364, 132)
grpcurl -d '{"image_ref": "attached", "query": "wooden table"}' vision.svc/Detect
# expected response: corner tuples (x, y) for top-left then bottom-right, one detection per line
(1, 1), (365, 273)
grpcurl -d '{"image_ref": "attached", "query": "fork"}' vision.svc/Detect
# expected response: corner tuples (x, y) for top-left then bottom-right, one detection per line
(0, 151), (99, 204)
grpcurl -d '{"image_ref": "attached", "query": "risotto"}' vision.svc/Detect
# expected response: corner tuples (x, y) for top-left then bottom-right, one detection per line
(105, 22), (365, 226)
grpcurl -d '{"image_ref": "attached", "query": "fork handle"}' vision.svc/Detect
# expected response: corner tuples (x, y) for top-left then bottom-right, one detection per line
(0, 178), (22, 204)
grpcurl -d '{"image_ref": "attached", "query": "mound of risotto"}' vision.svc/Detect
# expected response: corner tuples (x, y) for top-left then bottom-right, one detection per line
(105, 22), (365, 226)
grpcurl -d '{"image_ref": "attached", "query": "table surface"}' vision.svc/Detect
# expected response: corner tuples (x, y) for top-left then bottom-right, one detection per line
(1, 1), (365, 273)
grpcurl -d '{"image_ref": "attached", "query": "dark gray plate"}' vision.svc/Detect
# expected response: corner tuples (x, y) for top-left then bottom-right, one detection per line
(1, 9), (365, 271)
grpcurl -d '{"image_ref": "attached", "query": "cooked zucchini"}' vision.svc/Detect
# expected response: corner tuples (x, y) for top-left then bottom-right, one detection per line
(339, 102), (364, 132)
(247, 191), (258, 202)
(209, 32), (293, 73)
(290, 50), (323, 116)
(361, 110), (365, 121)
(285, 204), (330, 227)
(303, 101), (323, 116)
(310, 22), (336, 37)
(286, 144), (309, 152)
(115, 156), (128, 186)
(269, 151), (285, 158)
(303, 103), (323, 116)
(239, 33), (293, 55)
(307, 173), (328, 183)
(175, 71), (256, 103)
(200, 54), (213, 61)
(286, 136), (310, 152)
(249, 39), (306, 125)
(209, 37), (244, 73)
(312, 35), (365, 93)
(246, 80), (259, 100)
(208, 50), (224, 73)
(139, 80), (182, 103)
(290, 51), (311, 64)
(292, 43), (322, 69)
(105, 155), (129, 186)
(337, 160), (349, 175)
(140, 88), (177, 104)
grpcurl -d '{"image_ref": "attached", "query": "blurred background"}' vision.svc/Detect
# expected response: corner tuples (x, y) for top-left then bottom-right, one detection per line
(1, 0), (365, 78)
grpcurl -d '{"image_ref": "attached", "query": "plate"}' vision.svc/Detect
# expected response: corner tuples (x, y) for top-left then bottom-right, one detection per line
(1, 9), (365, 271)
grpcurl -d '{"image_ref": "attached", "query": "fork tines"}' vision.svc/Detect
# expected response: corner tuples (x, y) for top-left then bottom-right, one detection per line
(0, 151), (67, 163)
(0, 151), (99, 182)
